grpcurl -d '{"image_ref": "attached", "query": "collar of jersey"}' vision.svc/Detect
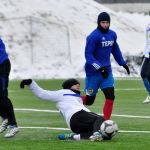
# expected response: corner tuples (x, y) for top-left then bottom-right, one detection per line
(63, 89), (81, 98)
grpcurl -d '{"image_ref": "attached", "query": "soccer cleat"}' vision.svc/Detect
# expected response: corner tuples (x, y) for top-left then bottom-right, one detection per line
(143, 96), (150, 104)
(0, 119), (8, 133)
(89, 131), (103, 142)
(4, 125), (19, 138)
(58, 133), (80, 141)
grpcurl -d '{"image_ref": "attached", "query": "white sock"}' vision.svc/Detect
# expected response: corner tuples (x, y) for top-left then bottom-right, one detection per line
(73, 134), (80, 141)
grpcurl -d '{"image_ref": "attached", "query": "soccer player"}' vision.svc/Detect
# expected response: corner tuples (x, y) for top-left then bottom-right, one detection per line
(82, 12), (130, 120)
(0, 38), (19, 138)
(20, 78), (112, 141)
(141, 22), (150, 103)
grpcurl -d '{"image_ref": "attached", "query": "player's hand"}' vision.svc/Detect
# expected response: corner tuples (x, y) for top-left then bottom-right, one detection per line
(20, 79), (32, 88)
(123, 64), (130, 75)
(99, 67), (109, 79)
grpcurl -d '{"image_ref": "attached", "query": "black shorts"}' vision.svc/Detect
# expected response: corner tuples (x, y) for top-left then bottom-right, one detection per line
(70, 109), (104, 134)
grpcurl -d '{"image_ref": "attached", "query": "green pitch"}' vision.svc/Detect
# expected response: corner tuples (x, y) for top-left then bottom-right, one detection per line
(0, 78), (150, 150)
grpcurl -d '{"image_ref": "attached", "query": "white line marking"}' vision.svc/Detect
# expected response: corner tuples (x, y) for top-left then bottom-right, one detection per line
(19, 126), (150, 133)
(115, 88), (145, 91)
(14, 108), (59, 113)
(19, 126), (69, 130)
(9, 87), (145, 93)
(14, 108), (150, 119)
(109, 114), (150, 119)
(119, 130), (150, 133)
(98, 114), (150, 119)
(15, 108), (150, 134)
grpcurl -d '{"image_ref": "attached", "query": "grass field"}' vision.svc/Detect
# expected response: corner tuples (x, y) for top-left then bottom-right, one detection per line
(1, 78), (150, 150)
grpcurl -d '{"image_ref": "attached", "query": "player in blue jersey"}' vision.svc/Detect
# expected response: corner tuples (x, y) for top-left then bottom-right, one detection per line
(82, 12), (130, 120)
(0, 38), (19, 137)
(141, 22), (150, 104)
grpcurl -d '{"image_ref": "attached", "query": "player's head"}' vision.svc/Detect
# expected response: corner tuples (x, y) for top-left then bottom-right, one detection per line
(97, 12), (110, 33)
(62, 78), (80, 91)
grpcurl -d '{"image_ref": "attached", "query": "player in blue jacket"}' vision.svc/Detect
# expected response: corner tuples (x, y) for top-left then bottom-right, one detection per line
(82, 12), (130, 120)
(0, 38), (19, 137)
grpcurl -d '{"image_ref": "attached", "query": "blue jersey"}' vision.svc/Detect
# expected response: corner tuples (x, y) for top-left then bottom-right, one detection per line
(0, 38), (8, 64)
(84, 28), (126, 76)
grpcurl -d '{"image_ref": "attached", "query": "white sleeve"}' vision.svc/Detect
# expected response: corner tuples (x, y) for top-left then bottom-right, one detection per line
(29, 80), (61, 102)
(144, 23), (150, 57)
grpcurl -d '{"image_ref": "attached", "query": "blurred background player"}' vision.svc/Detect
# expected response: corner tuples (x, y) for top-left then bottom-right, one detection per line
(20, 78), (113, 141)
(82, 12), (130, 120)
(141, 22), (150, 104)
(0, 38), (19, 138)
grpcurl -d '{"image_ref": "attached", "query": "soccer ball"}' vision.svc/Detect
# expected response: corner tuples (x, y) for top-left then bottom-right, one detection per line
(100, 120), (118, 140)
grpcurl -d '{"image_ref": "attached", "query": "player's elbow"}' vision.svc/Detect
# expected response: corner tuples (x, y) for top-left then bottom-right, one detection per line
(33, 92), (45, 100)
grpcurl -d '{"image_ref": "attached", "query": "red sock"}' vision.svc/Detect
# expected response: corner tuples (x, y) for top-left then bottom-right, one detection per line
(81, 96), (86, 104)
(103, 99), (114, 120)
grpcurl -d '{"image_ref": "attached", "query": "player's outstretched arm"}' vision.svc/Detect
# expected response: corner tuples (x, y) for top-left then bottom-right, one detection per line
(20, 79), (61, 102)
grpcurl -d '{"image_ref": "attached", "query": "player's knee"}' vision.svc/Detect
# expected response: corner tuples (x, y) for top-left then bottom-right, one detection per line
(106, 94), (115, 100)
(99, 116), (105, 123)
(103, 87), (115, 100)
(94, 116), (105, 129)
(85, 95), (96, 105)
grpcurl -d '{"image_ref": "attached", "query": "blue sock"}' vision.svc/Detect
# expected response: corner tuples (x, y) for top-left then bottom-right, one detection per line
(143, 78), (150, 94)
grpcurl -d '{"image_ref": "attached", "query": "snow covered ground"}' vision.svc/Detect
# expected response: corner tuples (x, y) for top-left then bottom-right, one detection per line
(0, 0), (149, 79)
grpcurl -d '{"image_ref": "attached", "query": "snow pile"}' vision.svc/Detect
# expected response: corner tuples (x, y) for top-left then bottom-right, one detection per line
(0, 0), (149, 79)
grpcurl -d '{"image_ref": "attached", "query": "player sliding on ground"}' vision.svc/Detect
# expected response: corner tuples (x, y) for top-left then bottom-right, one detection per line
(20, 78), (117, 141)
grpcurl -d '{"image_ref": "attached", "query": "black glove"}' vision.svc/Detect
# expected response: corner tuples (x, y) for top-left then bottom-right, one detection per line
(20, 79), (32, 89)
(123, 64), (130, 75)
(99, 67), (109, 79)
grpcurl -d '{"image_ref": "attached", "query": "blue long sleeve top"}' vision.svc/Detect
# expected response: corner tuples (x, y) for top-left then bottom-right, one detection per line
(84, 28), (126, 76)
(0, 38), (8, 64)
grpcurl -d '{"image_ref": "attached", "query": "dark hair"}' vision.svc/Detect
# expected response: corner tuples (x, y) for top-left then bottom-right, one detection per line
(62, 78), (80, 89)
(97, 12), (110, 33)
(97, 12), (110, 25)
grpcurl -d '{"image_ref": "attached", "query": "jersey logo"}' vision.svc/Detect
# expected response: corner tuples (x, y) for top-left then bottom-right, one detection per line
(102, 37), (106, 40)
(86, 89), (94, 96)
(101, 40), (114, 47)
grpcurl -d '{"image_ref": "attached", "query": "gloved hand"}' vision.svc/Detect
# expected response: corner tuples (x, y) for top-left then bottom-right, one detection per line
(99, 67), (109, 79)
(20, 79), (32, 88)
(123, 64), (130, 75)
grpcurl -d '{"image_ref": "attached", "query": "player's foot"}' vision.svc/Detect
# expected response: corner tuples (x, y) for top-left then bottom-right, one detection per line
(0, 119), (8, 133)
(4, 125), (19, 138)
(143, 96), (150, 104)
(58, 133), (80, 141)
(89, 131), (103, 142)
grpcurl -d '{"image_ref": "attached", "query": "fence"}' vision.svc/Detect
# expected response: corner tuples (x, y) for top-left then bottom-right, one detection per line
(0, 16), (72, 68)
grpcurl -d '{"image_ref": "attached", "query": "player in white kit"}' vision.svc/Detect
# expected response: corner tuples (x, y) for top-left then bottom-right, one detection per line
(141, 23), (150, 104)
(20, 78), (107, 141)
